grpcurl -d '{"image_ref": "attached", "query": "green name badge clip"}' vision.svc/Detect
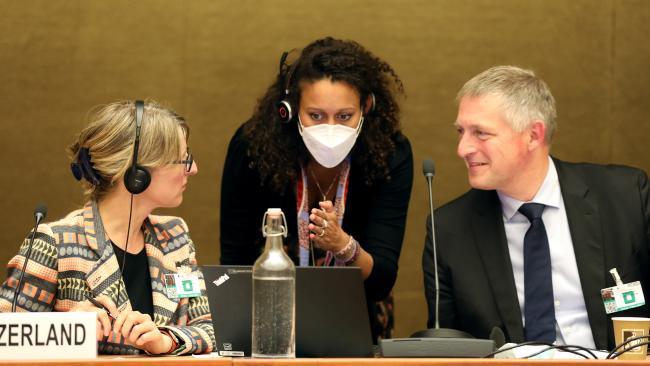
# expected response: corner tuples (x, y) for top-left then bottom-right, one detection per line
(165, 273), (201, 299)
(601, 268), (645, 314)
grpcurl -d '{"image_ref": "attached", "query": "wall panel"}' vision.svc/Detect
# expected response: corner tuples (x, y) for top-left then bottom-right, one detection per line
(1, 0), (648, 338)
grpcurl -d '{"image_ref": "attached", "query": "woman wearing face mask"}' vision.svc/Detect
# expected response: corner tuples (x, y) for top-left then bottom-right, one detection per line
(220, 37), (413, 342)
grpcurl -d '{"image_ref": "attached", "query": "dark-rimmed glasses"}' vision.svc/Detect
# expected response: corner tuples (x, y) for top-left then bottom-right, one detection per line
(172, 150), (193, 172)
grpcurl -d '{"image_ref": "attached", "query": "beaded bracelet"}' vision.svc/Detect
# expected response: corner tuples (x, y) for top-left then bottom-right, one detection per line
(334, 235), (360, 264)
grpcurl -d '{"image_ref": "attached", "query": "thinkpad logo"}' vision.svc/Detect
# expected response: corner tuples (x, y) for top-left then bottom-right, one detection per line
(213, 274), (230, 287)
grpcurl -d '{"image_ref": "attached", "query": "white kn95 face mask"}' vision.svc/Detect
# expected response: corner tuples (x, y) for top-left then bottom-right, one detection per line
(298, 114), (364, 168)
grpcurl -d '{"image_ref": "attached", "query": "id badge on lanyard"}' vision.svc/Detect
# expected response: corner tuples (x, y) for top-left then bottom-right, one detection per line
(601, 268), (645, 314)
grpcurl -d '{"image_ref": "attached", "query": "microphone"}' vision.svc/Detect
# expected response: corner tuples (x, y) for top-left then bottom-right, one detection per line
(34, 203), (47, 225)
(419, 159), (470, 337)
(12, 203), (48, 312)
(379, 160), (495, 357)
(422, 159), (440, 328)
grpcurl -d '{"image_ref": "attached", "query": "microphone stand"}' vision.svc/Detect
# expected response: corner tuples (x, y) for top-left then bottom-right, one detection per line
(379, 160), (496, 357)
(424, 171), (440, 330)
(12, 204), (47, 312)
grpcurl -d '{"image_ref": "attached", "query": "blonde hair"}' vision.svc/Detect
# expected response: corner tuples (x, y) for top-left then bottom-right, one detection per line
(457, 65), (557, 143)
(68, 100), (189, 201)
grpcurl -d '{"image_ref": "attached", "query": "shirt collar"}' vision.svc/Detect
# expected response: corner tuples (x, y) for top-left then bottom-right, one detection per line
(498, 156), (561, 221)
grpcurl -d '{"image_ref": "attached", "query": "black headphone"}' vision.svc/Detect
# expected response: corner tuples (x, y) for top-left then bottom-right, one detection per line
(72, 101), (151, 194)
(275, 51), (376, 123)
(276, 51), (296, 123)
(123, 100), (151, 194)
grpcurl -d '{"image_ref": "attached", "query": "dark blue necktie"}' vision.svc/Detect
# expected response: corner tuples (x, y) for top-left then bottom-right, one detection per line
(519, 203), (556, 343)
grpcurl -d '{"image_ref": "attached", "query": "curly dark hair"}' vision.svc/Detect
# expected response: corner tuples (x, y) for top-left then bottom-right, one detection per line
(242, 36), (405, 192)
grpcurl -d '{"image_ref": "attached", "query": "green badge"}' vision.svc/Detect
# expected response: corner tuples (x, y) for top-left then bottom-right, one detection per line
(623, 291), (636, 304)
(182, 280), (194, 292)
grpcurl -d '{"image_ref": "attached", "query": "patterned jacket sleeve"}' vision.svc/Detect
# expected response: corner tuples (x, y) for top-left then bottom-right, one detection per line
(158, 220), (215, 355)
(0, 225), (59, 312)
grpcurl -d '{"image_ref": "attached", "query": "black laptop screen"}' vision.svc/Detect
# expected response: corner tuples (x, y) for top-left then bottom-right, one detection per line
(202, 265), (373, 357)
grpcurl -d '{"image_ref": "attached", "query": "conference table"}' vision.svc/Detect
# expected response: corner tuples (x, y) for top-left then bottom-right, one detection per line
(2, 355), (650, 366)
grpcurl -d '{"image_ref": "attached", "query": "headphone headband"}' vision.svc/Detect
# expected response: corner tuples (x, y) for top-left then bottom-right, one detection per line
(275, 50), (375, 123)
(131, 100), (144, 176)
(281, 52), (299, 96)
(123, 100), (151, 194)
(279, 51), (290, 94)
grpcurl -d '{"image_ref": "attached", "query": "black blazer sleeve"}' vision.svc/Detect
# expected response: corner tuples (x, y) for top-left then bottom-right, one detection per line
(219, 125), (267, 265)
(346, 137), (414, 301)
(638, 169), (650, 277)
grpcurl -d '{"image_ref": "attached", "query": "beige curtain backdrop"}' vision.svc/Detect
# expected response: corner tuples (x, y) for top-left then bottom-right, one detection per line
(1, 0), (649, 337)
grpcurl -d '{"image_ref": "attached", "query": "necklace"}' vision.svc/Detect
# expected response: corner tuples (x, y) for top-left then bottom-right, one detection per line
(308, 166), (339, 201)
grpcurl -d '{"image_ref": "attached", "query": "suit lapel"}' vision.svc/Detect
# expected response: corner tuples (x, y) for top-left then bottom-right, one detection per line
(84, 204), (180, 322)
(83, 201), (131, 312)
(555, 159), (608, 349)
(143, 218), (179, 325)
(471, 190), (525, 342)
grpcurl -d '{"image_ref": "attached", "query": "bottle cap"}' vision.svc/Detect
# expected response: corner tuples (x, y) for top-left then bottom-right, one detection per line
(262, 208), (288, 238)
(266, 208), (282, 217)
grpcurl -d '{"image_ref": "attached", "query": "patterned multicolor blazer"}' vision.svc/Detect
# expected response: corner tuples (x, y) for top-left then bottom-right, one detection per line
(0, 202), (215, 355)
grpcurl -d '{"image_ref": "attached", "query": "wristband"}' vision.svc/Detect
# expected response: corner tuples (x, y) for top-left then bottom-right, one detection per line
(334, 235), (360, 264)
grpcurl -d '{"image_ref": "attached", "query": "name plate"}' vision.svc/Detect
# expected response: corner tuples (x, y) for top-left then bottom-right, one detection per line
(0, 312), (96, 360)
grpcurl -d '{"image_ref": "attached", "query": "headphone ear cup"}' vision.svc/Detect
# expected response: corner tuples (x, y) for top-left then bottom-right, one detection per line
(276, 99), (293, 123)
(124, 165), (151, 194)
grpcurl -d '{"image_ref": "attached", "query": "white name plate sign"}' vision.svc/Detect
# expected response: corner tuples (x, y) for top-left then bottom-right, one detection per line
(0, 312), (96, 360)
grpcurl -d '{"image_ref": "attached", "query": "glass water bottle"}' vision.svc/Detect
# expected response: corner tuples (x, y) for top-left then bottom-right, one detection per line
(251, 208), (296, 358)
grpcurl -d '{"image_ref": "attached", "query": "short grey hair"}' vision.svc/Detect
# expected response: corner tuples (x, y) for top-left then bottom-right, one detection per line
(457, 66), (557, 143)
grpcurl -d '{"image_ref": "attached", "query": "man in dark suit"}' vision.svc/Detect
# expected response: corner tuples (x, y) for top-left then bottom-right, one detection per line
(423, 65), (650, 350)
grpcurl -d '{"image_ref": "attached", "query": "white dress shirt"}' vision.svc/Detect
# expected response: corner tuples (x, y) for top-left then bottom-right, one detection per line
(497, 156), (596, 349)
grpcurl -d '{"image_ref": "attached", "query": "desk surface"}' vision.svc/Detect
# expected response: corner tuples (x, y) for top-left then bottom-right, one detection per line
(2, 356), (650, 366)
(0, 355), (230, 366)
(232, 357), (650, 365)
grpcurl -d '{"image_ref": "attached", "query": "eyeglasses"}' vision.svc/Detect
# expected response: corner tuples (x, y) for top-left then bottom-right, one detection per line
(172, 150), (193, 172)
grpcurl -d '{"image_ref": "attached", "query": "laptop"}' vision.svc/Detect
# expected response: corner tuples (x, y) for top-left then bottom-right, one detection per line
(203, 265), (374, 357)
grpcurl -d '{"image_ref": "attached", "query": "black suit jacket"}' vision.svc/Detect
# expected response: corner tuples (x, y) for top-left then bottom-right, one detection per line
(423, 158), (650, 350)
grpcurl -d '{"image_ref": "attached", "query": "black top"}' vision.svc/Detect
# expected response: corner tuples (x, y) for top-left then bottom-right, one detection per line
(220, 124), (414, 341)
(112, 242), (154, 318)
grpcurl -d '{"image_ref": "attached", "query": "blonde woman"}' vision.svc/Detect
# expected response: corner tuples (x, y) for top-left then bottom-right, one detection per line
(0, 100), (214, 355)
